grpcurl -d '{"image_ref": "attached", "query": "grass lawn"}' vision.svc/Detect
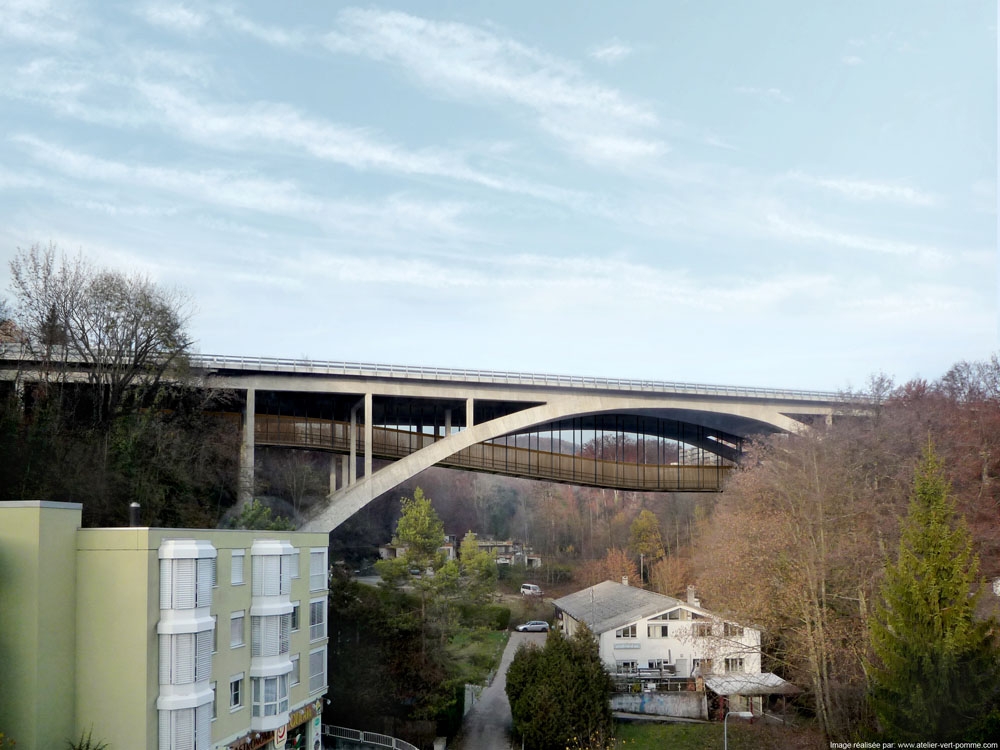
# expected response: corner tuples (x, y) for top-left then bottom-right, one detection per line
(614, 718), (823, 750)
(448, 628), (509, 683)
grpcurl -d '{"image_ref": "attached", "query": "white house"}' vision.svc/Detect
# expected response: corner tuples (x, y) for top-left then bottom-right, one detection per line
(554, 580), (762, 679)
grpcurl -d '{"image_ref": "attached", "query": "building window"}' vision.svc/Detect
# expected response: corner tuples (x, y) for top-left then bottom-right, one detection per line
(725, 658), (745, 673)
(724, 623), (744, 638)
(210, 682), (217, 720)
(159, 631), (213, 685)
(647, 624), (668, 638)
(648, 658), (671, 670)
(291, 602), (300, 631)
(692, 622), (712, 637)
(291, 548), (300, 579)
(290, 655), (300, 686)
(310, 549), (328, 592)
(252, 551), (292, 597)
(615, 660), (638, 674)
(230, 674), (244, 710)
(666, 610), (680, 620)
(615, 624), (636, 639)
(160, 556), (215, 610)
(693, 658), (713, 674)
(251, 613), (291, 657)
(231, 611), (245, 648)
(232, 550), (245, 585)
(158, 704), (212, 750)
(309, 597), (326, 642)
(252, 674), (289, 718)
(309, 646), (327, 693)
(212, 616), (218, 653)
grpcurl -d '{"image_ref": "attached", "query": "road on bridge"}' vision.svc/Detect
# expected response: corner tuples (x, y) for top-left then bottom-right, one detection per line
(452, 631), (546, 750)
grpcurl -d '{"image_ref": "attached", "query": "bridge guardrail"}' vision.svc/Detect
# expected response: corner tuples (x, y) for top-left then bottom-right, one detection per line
(191, 352), (846, 402)
(0, 344), (849, 402)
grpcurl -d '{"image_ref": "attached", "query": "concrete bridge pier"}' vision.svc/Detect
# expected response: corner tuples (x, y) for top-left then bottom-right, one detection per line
(239, 387), (255, 504)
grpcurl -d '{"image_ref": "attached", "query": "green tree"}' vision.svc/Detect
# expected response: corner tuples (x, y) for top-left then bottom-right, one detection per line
(867, 443), (1000, 741)
(506, 626), (614, 750)
(227, 498), (295, 530)
(375, 488), (450, 653)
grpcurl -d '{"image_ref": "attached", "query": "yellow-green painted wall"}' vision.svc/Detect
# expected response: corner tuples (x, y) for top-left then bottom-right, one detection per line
(0, 502), (81, 750)
(76, 528), (160, 750)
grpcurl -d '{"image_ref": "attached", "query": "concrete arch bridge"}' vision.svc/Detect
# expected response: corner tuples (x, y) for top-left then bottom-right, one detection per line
(187, 355), (846, 532)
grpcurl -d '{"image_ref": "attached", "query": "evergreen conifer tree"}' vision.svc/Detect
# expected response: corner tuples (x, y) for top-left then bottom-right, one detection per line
(867, 443), (1000, 741)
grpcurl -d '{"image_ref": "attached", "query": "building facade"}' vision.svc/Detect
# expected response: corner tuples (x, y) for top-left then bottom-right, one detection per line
(553, 581), (762, 680)
(0, 501), (329, 750)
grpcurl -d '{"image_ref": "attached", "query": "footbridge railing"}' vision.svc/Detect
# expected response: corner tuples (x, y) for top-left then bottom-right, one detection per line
(255, 415), (734, 491)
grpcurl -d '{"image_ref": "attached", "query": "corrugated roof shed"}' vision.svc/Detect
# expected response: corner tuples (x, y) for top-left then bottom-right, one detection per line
(553, 580), (686, 635)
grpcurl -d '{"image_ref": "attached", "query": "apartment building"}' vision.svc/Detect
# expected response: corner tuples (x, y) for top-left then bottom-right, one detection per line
(0, 501), (329, 750)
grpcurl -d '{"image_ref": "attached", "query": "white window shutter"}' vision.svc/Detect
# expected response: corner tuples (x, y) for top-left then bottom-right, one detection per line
(251, 617), (262, 656)
(232, 552), (244, 585)
(175, 633), (195, 684)
(195, 703), (211, 750)
(196, 558), (213, 607)
(175, 559), (196, 609)
(158, 710), (170, 750)
(160, 560), (172, 609)
(280, 555), (291, 595)
(196, 630), (212, 682)
(159, 635), (171, 684)
(175, 707), (194, 750)
(280, 613), (290, 654)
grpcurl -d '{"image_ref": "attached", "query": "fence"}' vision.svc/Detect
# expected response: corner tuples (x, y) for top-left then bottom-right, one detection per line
(322, 725), (419, 750)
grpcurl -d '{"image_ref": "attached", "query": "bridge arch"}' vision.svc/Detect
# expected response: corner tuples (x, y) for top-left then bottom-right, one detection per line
(297, 393), (818, 532)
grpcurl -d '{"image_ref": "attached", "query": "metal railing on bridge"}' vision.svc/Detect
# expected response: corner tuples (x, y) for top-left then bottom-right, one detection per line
(190, 351), (845, 402)
(255, 414), (734, 491)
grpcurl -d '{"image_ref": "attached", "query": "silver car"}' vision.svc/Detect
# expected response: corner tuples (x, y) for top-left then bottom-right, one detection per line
(516, 620), (550, 632)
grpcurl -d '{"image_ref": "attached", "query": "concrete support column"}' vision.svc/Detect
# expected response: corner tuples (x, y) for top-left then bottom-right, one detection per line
(239, 387), (255, 504)
(341, 455), (349, 488)
(329, 454), (338, 494)
(445, 408), (452, 436)
(466, 397), (474, 428)
(364, 392), (373, 479)
(349, 405), (358, 485)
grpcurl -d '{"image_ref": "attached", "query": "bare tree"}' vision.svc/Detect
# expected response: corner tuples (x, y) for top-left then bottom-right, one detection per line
(8, 243), (193, 425)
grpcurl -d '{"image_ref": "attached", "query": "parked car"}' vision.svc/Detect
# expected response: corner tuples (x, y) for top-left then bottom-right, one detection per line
(520, 583), (543, 596)
(516, 620), (550, 632)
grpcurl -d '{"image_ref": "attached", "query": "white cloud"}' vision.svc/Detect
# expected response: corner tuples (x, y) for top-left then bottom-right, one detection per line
(213, 6), (306, 48)
(735, 86), (792, 104)
(323, 9), (663, 166)
(0, 0), (78, 46)
(589, 38), (632, 64)
(841, 55), (864, 66)
(138, 3), (206, 33)
(786, 171), (936, 207)
(765, 212), (947, 267)
(133, 81), (590, 207)
(10, 135), (475, 240)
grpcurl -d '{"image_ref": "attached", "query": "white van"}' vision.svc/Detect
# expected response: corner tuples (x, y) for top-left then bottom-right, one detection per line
(520, 583), (542, 596)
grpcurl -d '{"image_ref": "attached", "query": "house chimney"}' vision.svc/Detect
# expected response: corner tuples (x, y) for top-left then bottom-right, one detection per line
(129, 502), (141, 527)
(686, 585), (700, 606)
(622, 576), (629, 586)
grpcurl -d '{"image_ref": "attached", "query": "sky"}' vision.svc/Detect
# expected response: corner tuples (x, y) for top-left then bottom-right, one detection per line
(0, 1), (996, 391)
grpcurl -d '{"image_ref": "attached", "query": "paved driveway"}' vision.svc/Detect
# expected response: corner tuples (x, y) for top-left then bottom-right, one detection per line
(451, 631), (547, 750)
